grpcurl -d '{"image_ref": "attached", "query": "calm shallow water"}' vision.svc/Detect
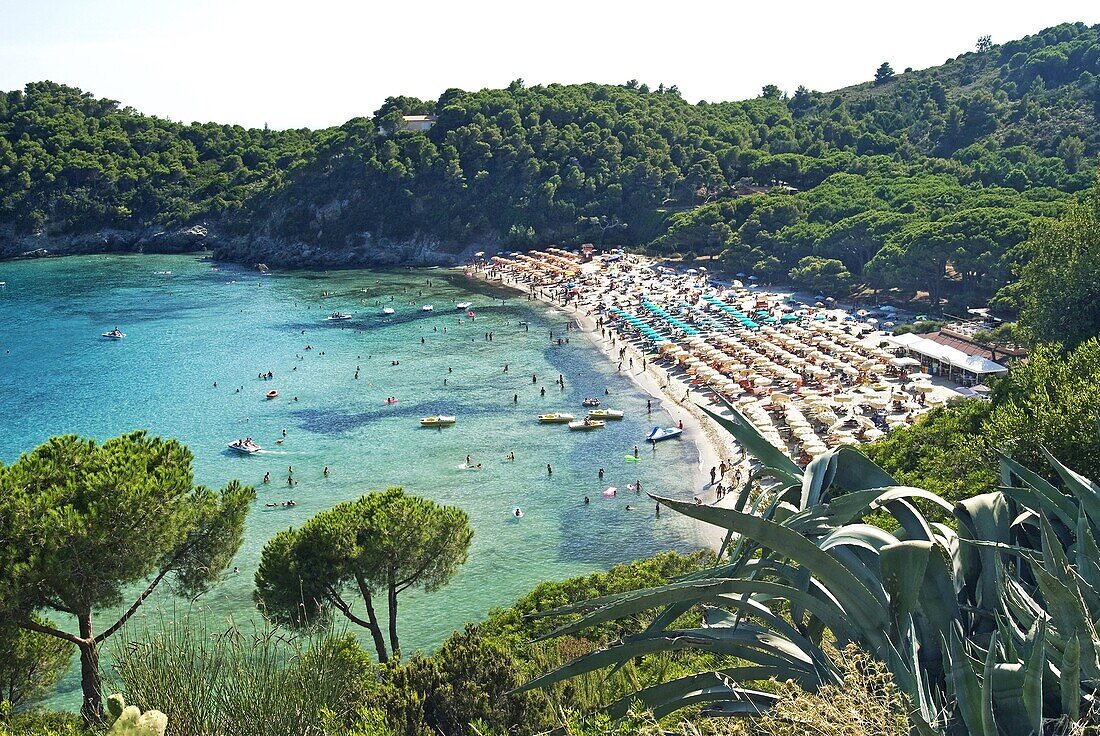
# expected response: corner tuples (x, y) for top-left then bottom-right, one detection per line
(0, 254), (707, 706)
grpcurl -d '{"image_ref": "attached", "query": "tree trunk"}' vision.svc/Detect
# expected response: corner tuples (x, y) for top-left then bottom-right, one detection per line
(387, 571), (400, 660)
(77, 614), (102, 725)
(354, 574), (389, 663)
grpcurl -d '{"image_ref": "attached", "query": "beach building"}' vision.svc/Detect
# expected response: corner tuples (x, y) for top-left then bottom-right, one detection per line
(885, 332), (1009, 385)
(401, 114), (437, 131)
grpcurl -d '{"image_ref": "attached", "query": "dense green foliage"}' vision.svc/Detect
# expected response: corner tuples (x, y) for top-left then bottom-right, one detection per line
(1015, 180), (1100, 346)
(0, 432), (254, 722)
(0, 619), (73, 709)
(254, 488), (473, 663)
(111, 621), (374, 736)
(376, 550), (714, 736)
(3, 23), (1099, 307)
(866, 338), (1100, 505)
(0, 83), (313, 232)
(529, 399), (1100, 735)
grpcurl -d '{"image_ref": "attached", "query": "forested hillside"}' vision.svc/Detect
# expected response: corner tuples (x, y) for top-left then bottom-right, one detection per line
(1, 22), (1099, 306)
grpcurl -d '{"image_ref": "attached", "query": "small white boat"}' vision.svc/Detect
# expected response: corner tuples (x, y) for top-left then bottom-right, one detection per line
(646, 426), (683, 443)
(456, 302), (472, 310)
(154, 270), (172, 276)
(382, 307), (395, 315)
(101, 328), (126, 339)
(538, 412), (575, 424)
(325, 312), (352, 321)
(569, 419), (605, 431)
(512, 507), (524, 518)
(422, 305), (434, 312)
(420, 415), (456, 427)
(587, 409), (624, 420)
(227, 439), (262, 454)
(582, 398), (601, 408)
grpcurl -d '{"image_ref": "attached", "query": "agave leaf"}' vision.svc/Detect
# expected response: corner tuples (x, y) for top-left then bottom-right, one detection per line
(881, 542), (932, 632)
(1043, 447), (1100, 546)
(518, 627), (817, 693)
(998, 451), (1078, 526)
(800, 451), (836, 509)
(703, 601), (837, 683)
(956, 493), (1010, 621)
(1062, 631), (1081, 720)
(882, 497), (937, 543)
(534, 578), (855, 644)
(818, 523), (900, 555)
(697, 690), (782, 717)
(652, 686), (779, 720)
(606, 668), (785, 719)
(826, 486), (954, 527)
(990, 662), (1031, 736)
(1075, 512), (1100, 596)
(653, 494), (892, 651)
(1022, 617), (1046, 735)
(829, 445), (898, 490)
(1000, 485), (1076, 531)
(696, 399), (802, 477)
(948, 627), (988, 736)
(981, 631), (999, 736)
(753, 467), (803, 492)
(1030, 562), (1100, 680)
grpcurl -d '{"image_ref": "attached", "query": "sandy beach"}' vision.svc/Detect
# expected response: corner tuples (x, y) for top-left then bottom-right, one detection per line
(469, 266), (742, 549)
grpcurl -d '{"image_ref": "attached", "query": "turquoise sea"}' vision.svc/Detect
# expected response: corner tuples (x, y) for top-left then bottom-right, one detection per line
(0, 253), (708, 706)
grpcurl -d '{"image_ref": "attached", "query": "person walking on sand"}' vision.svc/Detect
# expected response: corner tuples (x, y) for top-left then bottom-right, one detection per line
(710, 466), (717, 485)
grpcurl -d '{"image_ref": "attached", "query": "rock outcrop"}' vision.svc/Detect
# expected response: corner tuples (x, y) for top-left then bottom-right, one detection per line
(0, 224), (215, 260)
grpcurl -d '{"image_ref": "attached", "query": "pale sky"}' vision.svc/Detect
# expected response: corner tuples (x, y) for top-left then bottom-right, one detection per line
(1, 0), (1098, 130)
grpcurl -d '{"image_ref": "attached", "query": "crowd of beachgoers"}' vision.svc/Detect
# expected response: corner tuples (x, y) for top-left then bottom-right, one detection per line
(473, 248), (963, 520)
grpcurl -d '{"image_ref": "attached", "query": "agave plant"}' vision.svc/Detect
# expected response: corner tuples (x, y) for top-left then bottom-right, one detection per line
(521, 398), (1100, 735)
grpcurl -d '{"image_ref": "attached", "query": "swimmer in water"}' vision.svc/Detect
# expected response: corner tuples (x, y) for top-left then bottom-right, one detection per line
(263, 472), (270, 484)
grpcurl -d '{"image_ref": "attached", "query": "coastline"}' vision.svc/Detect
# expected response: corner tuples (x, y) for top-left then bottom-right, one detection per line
(469, 267), (741, 550)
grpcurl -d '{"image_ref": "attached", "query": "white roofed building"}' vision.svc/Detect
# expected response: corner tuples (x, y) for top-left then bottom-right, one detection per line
(885, 332), (1009, 385)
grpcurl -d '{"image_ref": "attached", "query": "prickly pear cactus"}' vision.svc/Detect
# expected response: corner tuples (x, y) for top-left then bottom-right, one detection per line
(106, 693), (168, 736)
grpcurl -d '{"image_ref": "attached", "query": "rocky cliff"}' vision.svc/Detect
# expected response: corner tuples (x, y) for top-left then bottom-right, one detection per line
(0, 225), (216, 260)
(0, 220), (496, 269)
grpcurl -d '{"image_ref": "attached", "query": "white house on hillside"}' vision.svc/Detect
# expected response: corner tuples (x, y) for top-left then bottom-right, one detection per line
(402, 115), (437, 132)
